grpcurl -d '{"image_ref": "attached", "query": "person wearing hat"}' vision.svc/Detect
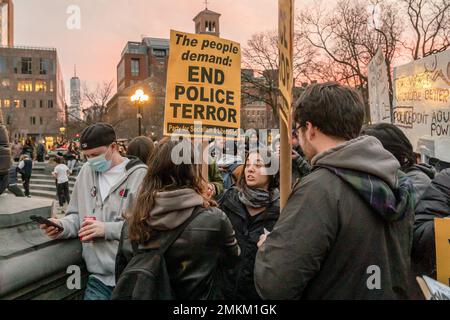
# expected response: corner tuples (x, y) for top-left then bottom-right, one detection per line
(39, 123), (147, 300)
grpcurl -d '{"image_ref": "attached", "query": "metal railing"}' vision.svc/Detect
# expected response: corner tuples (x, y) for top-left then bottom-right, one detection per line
(0, 45), (56, 52)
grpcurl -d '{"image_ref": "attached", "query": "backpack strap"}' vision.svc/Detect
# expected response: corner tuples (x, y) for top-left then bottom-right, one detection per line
(132, 205), (204, 255)
(159, 205), (204, 254)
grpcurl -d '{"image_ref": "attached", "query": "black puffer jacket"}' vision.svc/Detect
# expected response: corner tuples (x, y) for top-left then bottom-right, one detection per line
(116, 189), (240, 300)
(218, 187), (279, 300)
(412, 169), (450, 278)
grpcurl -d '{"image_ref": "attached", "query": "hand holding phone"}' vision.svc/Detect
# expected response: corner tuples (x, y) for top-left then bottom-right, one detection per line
(31, 215), (64, 238)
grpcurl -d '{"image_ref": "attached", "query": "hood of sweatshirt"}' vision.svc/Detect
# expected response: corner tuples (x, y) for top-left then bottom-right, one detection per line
(404, 163), (436, 180)
(311, 135), (415, 222)
(147, 188), (205, 231)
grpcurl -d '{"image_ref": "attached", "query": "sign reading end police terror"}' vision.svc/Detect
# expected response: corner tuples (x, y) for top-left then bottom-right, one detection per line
(164, 30), (241, 139)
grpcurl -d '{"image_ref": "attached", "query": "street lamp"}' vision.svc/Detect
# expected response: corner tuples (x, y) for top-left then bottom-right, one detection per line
(131, 89), (149, 136)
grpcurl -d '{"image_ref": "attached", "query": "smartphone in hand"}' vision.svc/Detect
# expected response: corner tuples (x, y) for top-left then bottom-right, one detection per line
(30, 215), (64, 231)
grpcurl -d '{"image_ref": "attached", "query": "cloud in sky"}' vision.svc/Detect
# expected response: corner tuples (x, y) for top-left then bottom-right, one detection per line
(14, 0), (290, 98)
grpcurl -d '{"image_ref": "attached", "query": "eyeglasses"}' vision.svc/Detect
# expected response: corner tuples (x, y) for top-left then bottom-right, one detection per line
(292, 124), (302, 139)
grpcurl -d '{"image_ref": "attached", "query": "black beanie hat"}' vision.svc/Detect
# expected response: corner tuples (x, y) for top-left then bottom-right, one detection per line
(80, 123), (116, 150)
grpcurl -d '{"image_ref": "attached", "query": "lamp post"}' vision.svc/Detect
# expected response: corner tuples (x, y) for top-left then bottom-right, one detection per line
(131, 89), (149, 136)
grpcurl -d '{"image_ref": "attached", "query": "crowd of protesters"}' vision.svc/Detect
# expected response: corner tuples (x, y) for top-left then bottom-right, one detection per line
(37, 82), (450, 300)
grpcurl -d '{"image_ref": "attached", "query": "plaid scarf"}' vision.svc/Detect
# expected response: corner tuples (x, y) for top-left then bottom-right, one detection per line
(317, 165), (416, 222)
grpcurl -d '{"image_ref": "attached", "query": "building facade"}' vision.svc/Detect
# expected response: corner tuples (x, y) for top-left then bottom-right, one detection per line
(108, 37), (170, 139)
(0, 46), (65, 142)
(116, 38), (169, 92)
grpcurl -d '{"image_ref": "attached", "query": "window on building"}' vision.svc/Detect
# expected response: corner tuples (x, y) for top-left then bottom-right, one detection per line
(39, 117), (43, 125)
(17, 81), (33, 92)
(0, 79), (10, 89)
(48, 100), (53, 108)
(14, 100), (20, 108)
(39, 59), (53, 75)
(30, 117), (36, 125)
(21, 58), (32, 74)
(3, 99), (10, 108)
(6, 115), (11, 125)
(49, 81), (54, 92)
(39, 100), (44, 108)
(131, 58), (140, 77)
(35, 81), (47, 92)
(153, 49), (166, 57)
(23, 99), (27, 108)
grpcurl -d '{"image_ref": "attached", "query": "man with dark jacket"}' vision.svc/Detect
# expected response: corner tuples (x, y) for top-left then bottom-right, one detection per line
(412, 169), (450, 279)
(18, 154), (33, 197)
(255, 82), (415, 300)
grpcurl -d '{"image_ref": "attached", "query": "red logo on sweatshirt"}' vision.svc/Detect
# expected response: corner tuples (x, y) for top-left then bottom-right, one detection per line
(119, 189), (129, 198)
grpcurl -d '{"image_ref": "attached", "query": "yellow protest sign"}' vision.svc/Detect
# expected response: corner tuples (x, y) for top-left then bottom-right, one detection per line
(278, 0), (293, 125)
(163, 30), (241, 139)
(435, 218), (450, 286)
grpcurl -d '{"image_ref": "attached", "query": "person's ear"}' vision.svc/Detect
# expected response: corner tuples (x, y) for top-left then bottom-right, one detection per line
(305, 122), (315, 141)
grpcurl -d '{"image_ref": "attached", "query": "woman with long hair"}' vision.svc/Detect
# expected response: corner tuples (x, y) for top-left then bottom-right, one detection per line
(218, 147), (280, 300)
(116, 138), (240, 300)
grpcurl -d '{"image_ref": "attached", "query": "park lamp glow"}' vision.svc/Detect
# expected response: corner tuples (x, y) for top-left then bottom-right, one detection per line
(131, 89), (149, 103)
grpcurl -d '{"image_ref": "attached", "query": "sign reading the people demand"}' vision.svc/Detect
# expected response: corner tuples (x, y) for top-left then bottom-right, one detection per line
(393, 49), (450, 161)
(368, 49), (391, 123)
(435, 218), (450, 287)
(278, 0), (294, 126)
(164, 30), (241, 139)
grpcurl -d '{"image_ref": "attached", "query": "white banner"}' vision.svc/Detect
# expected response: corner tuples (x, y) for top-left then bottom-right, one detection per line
(393, 49), (450, 162)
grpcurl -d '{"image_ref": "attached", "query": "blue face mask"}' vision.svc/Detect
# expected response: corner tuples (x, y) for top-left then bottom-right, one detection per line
(87, 148), (112, 173)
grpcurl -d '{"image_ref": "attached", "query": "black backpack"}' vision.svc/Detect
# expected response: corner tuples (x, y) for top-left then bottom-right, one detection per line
(111, 207), (203, 300)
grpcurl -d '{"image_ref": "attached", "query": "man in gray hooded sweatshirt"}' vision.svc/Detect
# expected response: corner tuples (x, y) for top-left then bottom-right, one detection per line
(255, 83), (415, 300)
(40, 123), (147, 300)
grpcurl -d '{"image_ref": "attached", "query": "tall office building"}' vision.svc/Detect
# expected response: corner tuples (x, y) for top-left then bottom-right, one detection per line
(69, 65), (81, 121)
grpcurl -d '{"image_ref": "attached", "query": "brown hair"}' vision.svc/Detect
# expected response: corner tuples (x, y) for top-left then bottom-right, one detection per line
(128, 138), (213, 243)
(237, 147), (279, 191)
(126, 136), (155, 165)
(294, 82), (365, 140)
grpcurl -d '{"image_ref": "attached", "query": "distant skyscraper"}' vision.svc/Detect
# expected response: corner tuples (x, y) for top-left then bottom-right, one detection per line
(69, 65), (81, 121)
(0, 0), (14, 47)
